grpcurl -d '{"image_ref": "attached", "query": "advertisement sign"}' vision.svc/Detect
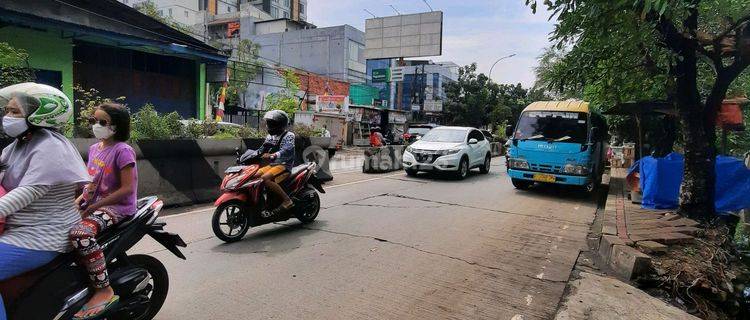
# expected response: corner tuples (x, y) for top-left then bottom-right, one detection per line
(372, 69), (390, 82)
(316, 95), (349, 114)
(390, 67), (405, 82)
(365, 11), (444, 59)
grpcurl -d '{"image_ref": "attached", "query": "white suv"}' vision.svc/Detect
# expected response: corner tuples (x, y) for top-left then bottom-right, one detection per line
(402, 126), (492, 179)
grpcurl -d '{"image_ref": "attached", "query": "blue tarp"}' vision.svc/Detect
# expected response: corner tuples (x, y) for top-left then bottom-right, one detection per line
(638, 153), (750, 213)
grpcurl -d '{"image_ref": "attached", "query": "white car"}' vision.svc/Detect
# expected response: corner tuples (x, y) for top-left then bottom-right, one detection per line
(402, 126), (492, 179)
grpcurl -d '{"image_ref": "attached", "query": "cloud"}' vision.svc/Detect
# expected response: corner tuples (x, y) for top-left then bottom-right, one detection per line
(307, 0), (555, 87)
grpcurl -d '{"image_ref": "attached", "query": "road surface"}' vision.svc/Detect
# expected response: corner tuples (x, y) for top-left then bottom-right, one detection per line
(133, 160), (598, 320)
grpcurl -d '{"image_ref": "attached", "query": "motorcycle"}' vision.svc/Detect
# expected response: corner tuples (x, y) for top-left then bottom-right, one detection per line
(211, 148), (325, 243)
(0, 196), (186, 320)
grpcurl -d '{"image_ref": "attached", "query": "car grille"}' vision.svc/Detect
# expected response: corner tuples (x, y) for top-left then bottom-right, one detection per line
(529, 163), (563, 173)
(412, 151), (440, 164)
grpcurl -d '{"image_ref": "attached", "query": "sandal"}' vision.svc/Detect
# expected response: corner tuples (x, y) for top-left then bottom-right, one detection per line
(73, 295), (120, 320)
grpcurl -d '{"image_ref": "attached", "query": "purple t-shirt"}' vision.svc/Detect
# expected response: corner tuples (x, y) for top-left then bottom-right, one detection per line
(85, 142), (138, 217)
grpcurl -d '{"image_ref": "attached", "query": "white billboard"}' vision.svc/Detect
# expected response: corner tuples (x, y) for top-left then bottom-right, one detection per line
(365, 11), (443, 59)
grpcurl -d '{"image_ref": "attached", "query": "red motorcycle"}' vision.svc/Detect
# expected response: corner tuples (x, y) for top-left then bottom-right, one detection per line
(211, 150), (325, 243)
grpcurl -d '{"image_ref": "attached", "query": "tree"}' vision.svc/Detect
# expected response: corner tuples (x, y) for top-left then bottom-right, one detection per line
(0, 42), (34, 88)
(134, 1), (194, 35)
(443, 63), (510, 128)
(527, 0), (750, 220)
(226, 39), (261, 108)
(265, 69), (301, 116)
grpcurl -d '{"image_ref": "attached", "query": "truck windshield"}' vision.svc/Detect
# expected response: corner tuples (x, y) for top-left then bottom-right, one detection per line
(514, 111), (588, 144)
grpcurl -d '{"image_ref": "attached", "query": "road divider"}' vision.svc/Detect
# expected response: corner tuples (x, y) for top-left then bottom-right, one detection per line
(363, 145), (406, 173)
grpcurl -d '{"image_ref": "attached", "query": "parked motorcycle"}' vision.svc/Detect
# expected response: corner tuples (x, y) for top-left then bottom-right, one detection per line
(0, 196), (186, 320)
(211, 149), (325, 243)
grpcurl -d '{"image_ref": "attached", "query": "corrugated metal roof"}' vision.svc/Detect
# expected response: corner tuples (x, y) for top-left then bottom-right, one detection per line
(523, 100), (590, 113)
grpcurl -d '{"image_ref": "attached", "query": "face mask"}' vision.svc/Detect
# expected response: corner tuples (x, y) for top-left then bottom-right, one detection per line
(92, 124), (115, 140)
(3, 117), (29, 138)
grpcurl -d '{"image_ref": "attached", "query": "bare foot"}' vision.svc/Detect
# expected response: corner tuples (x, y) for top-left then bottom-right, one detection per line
(74, 286), (116, 319)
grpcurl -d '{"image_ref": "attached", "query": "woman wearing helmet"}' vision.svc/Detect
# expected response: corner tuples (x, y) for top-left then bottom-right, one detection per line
(240, 109), (296, 215)
(0, 83), (90, 317)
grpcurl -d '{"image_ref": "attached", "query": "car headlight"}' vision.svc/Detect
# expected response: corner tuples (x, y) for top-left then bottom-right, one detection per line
(508, 159), (529, 170)
(406, 146), (414, 153)
(563, 164), (590, 175)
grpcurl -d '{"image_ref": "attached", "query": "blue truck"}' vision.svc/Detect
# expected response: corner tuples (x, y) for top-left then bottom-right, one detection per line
(506, 100), (607, 192)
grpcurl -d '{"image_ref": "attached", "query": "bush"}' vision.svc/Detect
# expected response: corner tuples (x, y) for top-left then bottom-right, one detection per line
(292, 124), (323, 138)
(131, 104), (182, 140)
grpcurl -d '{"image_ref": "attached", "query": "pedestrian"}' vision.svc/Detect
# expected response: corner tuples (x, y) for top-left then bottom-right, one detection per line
(69, 103), (138, 319)
(322, 125), (331, 138)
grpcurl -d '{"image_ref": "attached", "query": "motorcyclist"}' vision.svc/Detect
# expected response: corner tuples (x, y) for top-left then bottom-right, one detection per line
(240, 110), (295, 215)
(0, 83), (90, 318)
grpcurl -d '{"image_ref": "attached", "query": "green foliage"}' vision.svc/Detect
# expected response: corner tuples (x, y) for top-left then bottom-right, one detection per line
(73, 85), (126, 138)
(226, 40), (261, 108)
(0, 42), (34, 88)
(292, 124), (324, 138)
(134, 1), (194, 35)
(131, 104), (182, 140)
(444, 63), (549, 128)
(266, 69), (301, 115)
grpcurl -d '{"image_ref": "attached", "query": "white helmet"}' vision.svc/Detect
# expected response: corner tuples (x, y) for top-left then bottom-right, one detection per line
(0, 82), (73, 129)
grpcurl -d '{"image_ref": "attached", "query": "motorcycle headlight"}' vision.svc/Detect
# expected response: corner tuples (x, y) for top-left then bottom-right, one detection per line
(224, 176), (243, 190)
(563, 164), (590, 175)
(508, 159), (529, 170)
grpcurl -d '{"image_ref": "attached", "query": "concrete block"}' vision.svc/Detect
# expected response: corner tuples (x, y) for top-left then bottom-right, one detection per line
(654, 233), (695, 244)
(598, 235), (626, 264)
(602, 221), (617, 235)
(636, 241), (668, 254)
(610, 244), (652, 280)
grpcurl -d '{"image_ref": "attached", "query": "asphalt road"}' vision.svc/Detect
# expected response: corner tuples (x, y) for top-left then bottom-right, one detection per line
(132, 159), (599, 320)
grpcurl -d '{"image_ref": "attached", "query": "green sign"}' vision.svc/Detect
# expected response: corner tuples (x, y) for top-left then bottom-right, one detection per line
(372, 68), (390, 82)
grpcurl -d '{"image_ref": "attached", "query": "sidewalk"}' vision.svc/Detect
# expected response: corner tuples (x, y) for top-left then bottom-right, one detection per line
(554, 168), (701, 320)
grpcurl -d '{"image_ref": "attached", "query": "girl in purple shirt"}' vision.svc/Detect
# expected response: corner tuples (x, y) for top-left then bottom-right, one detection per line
(69, 103), (137, 319)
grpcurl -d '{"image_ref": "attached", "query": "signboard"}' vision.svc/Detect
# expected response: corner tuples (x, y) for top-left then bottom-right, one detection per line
(365, 11), (443, 59)
(227, 21), (240, 38)
(206, 64), (228, 83)
(424, 100), (443, 112)
(372, 68), (390, 82)
(316, 95), (349, 114)
(411, 104), (421, 111)
(390, 67), (405, 82)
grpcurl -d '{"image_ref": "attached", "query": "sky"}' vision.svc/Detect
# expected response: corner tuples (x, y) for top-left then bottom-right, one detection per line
(307, 0), (556, 88)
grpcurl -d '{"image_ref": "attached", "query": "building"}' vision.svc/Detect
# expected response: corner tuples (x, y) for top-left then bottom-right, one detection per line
(2, 0), (227, 119)
(246, 0), (307, 21)
(117, 0), (238, 26)
(249, 24), (366, 84)
(366, 59), (458, 121)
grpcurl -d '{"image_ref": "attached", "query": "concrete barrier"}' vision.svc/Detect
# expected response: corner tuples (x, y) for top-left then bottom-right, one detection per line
(0, 136), (331, 207)
(363, 145), (406, 173)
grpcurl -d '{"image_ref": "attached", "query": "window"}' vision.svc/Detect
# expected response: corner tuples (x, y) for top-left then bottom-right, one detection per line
(283, 0), (290, 7)
(299, 3), (304, 14)
(168, 8), (172, 16)
(469, 130), (485, 142)
(271, 7), (278, 18)
(185, 10), (189, 17)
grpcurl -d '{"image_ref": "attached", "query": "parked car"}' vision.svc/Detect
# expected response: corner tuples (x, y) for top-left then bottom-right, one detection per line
(403, 123), (439, 143)
(402, 126), (492, 179)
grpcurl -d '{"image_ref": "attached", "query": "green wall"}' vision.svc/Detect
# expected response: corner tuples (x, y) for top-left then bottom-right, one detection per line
(0, 26), (74, 100)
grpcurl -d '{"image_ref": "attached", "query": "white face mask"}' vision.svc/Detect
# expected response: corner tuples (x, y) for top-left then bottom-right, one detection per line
(3, 117), (29, 138)
(92, 123), (115, 140)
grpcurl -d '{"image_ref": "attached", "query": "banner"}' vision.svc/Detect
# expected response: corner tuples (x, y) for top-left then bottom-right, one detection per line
(316, 95), (349, 114)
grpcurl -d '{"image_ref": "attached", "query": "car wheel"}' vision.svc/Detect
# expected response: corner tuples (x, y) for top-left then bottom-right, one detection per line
(479, 154), (491, 174)
(455, 157), (469, 180)
(512, 178), (532, 190)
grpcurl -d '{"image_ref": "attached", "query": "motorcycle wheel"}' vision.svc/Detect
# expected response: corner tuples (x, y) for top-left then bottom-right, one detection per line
(294, 188), (320, 224)
(110, 255), (169, 320)
(212, 201), (250, 243)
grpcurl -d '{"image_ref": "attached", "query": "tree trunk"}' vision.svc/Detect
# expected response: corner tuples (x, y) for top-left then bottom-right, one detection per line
(678, 109), (715, 220)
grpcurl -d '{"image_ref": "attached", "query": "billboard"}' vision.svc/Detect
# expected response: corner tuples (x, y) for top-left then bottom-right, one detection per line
(316, 95), (349, 114)
(372, 69), (390, 82)
(365, 11), (443, 59)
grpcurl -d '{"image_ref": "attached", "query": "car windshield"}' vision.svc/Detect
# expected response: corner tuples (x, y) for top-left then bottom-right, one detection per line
(421, 129), (466, 143)
(514, 111), (588, 144)
(408, 127), (431, 135)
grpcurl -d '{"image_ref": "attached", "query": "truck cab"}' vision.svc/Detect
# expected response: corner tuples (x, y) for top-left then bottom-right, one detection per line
(506, 100), (607, 192)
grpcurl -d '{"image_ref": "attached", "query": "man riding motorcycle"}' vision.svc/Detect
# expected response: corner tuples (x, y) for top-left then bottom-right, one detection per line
(239, 110), (296, 216)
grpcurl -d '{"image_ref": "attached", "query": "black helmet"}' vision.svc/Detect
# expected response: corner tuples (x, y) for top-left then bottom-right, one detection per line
(264, 110), (289, 135)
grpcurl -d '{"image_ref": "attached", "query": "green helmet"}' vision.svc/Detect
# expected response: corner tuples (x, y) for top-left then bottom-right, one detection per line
(0, 82), (73, 129)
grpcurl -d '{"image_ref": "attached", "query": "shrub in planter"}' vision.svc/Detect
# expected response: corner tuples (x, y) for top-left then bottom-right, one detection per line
(131, 104), (183, 140)
(292, 124), (323, 138)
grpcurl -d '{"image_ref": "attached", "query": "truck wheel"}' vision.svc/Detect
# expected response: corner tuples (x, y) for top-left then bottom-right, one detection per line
(511, 178), (532, 190)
